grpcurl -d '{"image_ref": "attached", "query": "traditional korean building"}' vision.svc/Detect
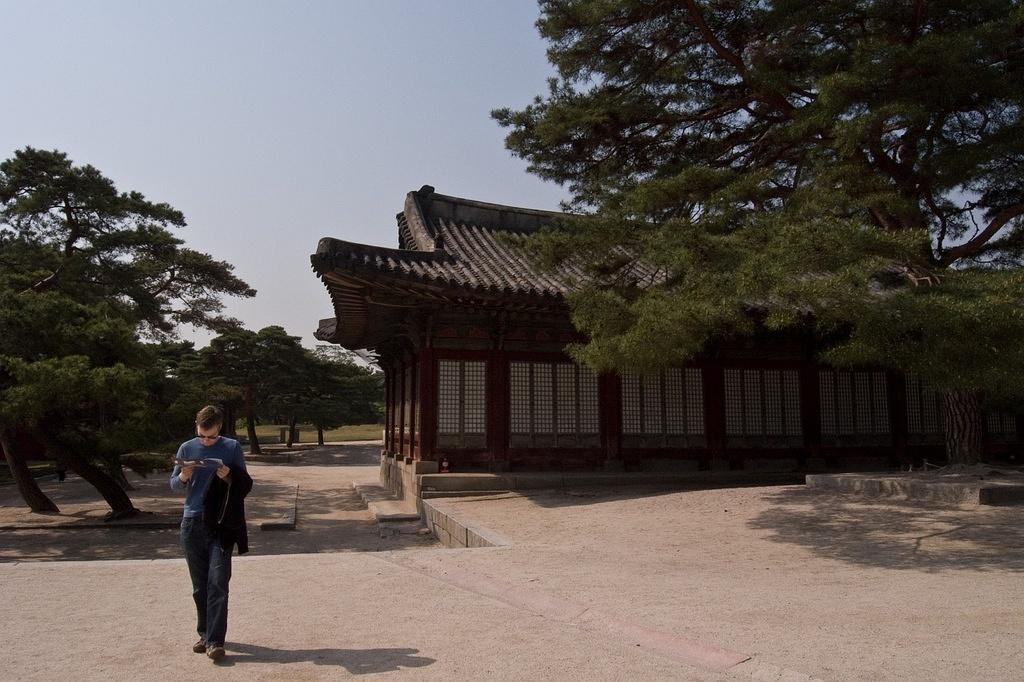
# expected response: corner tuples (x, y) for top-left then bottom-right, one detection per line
(311, 185), (1019, 481)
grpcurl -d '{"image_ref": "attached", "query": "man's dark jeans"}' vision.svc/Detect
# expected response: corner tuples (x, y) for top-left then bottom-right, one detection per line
(181, 517), (231, 647)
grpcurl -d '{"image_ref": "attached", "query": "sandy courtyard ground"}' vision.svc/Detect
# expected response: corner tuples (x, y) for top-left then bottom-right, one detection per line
(424, 485), (1024, 680)
(1, 443), (1022, 680)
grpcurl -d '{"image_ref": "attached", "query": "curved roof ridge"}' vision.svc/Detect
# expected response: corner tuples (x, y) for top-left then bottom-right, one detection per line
(427, 190), (563, 220)
(410, 185), (567, 235)
(402, 191), (441, 251)
(314, 237), (450, 262)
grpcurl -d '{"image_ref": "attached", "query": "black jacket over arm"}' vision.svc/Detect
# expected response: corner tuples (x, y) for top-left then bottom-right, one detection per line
(203, 463), (253, 555)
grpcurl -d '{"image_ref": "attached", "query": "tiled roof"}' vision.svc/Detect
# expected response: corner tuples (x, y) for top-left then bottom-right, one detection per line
(313, 185), (657, 300)
(310, 185), (658, 346)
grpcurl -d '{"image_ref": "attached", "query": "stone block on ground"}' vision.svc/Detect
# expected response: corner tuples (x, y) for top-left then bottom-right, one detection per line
(258, 484), (298, 530)
(353, 482), (421, 522)
(806, 471), (1024, 506)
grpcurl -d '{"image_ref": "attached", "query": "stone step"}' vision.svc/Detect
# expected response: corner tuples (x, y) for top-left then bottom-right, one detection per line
(420, 490), (512, 500)
(258, 484), (298, 530)
(352, 481), (393, 503)
(353, 482), (421, 523)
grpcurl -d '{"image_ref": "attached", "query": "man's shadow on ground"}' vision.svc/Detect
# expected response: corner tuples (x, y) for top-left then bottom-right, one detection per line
(220, 642), (435, 674)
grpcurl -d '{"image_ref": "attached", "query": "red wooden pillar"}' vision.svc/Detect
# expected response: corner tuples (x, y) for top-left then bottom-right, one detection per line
(418, 348), (437, 461)
(487, 350), (510, 471)
(384, 368), (393, 454)
(397, 360), (407, 458)
(389, 367), (398, 455)
(703, 361), (726, 470)
(799, 362), (821, 467)
(407, 357), (418, 462)
(599, 372), (622, 469)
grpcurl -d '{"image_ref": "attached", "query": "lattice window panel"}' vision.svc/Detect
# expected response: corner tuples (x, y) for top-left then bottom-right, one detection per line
(533, 364), (554, 433)
(906, 376), (922, 433)
(437, 360), (486, 436)
(665, 368), (686, 434)
(819, 371), (836, 435)
(510, 362), (531, 434)
(763, 370), (784, 436)
(579, 367), (600, 434)
(512, 362), (600, 444)
(820, 370), (890, 436)
(623, 368), (704, 438)
(726, 368), (801, 437)
(438, 361), (460, 433)
(922, 383), (940, 434)
(643, 374), (663, 434)
(987, 412), (1017, 434)
(854, 373), (872, 434)
(743, 369), (763, 435)
(836, 372), (854, 434)
(905, 376), (942, 435)
(686, 368), (705, 434)
(462, 361), (486, 433)
(622, 373), (642, 434)
(783, 371), (802, 436)
(871, 372), (889, 434)
(724, 369), (744, 436)
(556, 364), (577, 434)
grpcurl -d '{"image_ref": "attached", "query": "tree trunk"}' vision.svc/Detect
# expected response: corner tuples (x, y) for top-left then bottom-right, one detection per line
(105, 457), (135, 491)
(941, 389), (984, 466)
(317, 426), (324, 446)
(54, 448), (139, 518)
(222, 403), (237, 438)
(0, 430), (59, 513)
(286, 415), (297, 448)
(246, 409), (261, 455)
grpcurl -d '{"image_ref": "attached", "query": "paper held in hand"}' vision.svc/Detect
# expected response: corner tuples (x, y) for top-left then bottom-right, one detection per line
(174, 458), (224, 470)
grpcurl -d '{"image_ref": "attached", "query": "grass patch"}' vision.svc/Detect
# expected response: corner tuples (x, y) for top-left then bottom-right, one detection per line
(0, 462), (57, 484)
(248, 423), (384, 443)
(121, 451), (174, 476)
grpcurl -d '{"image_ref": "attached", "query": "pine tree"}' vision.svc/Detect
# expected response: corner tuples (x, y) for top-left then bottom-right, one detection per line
(0, 148), (255, 513)
(494, 1), (1024, 464)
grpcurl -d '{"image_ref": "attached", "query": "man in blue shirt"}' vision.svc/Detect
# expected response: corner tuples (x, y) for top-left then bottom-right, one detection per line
(170, 405), (247, 662)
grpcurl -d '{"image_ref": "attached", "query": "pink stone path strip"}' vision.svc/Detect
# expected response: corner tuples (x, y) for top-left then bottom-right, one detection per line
(379, 551), (751, 673)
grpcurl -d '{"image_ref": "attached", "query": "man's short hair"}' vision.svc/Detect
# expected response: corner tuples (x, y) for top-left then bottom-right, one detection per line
(195, 405), (224, 430)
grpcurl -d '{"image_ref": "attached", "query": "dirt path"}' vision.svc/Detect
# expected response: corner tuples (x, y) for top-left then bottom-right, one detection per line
(0, 443), (437, 561)
(3, 446), (1022, 680)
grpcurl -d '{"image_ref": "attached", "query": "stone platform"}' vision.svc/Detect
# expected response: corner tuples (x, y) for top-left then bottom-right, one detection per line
(806, 469), (1024, 505)
(418, 470), (804, 496)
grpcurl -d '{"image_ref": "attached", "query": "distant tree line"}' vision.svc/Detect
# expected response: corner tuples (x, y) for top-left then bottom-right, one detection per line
(164, 329), (382, 455)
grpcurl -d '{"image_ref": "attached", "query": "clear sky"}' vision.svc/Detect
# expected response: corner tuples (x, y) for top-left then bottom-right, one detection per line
(0, 0), (568, 348)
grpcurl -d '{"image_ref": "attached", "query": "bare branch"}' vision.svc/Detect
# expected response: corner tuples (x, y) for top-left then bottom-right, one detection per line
(940, 204), (1024, 265)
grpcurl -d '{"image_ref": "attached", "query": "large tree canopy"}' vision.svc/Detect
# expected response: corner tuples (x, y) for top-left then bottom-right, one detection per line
(0, 148), (256, 513)
(495, 1), (1024, 463)
(0, 147), (254, 333)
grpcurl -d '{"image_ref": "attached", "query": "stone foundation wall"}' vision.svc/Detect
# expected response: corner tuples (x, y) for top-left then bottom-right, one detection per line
(379, 453), (438, 503)
(418, 498), (509, 548)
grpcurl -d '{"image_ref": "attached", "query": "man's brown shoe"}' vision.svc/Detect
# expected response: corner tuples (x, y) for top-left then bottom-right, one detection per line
(207, 645), (226, 661)
(192, 639), (206, 654)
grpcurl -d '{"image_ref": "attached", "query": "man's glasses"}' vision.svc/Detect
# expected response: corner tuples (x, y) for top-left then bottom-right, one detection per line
(198, 434), (219, 441)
